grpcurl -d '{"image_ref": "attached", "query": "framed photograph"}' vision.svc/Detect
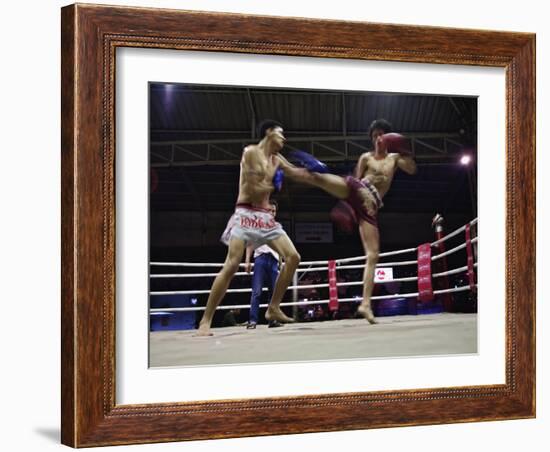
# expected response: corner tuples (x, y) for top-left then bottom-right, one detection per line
(61, 3), (535, 447)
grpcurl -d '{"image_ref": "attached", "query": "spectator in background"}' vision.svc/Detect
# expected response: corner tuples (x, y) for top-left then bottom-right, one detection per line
(313, 304), (326, 321)
(298, 271), (319, 300)
(244, 200), (284, 329)
(222, 308), (241, 327)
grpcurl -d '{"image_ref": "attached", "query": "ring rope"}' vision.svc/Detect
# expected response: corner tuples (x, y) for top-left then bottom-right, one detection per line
(150, 284), (476, 313)
(430, 218), (478, 248)
(432, 237), (478, 261)
(150, 242), (478, 279)
(150, 263), (477, 296)
(298, 249), (417, 266)
(151, 271), (252, 278)
(433, 263), (477, 278)
(151, 257), (443, 278)
(150, 260), (418, 278)
(150, 218), (478, 268)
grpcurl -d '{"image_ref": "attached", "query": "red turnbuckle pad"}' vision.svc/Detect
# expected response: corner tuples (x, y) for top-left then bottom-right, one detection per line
(417, 243), (433, 302)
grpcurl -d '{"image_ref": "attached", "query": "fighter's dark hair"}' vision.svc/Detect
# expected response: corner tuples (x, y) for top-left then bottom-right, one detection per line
(368, 119), (393, 140)
(257, 119), (283, 138)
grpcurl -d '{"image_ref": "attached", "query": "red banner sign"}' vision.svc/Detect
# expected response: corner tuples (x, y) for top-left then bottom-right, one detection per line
(328, 260), (339, 312)
(465, 224), (477, 292)
(417, 243), (433, 302)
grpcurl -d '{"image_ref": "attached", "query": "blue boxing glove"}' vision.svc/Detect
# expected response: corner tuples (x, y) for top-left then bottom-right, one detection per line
(289, 150), (328, 173)
(273, 168), (284, 192)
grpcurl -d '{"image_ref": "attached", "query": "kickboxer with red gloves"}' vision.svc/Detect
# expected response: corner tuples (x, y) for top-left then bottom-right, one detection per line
(278, 119), (417, 324)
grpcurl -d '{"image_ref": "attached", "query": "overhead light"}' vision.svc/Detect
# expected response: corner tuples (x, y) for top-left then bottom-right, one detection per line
(460, 155), (472, 165)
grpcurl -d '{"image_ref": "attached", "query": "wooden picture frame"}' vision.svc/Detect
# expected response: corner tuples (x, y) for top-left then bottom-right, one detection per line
(61, 3), (535, 447)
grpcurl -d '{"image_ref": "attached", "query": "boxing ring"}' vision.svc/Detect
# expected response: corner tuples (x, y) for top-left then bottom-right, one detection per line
(149, 218), (478, 367)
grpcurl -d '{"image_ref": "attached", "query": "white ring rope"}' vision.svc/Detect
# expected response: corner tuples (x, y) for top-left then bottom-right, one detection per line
(150, 218), (478, 268)
(150, 264), (367, 278)
(149, 217), (478, 310)
(150, 263), (477, 296)
(433, 263), (477, 278)
(150, 261), (418, 279)
(432, 237), (478, 261)
(151, 271), (252, 279)
(150, 284), (476, 313)
(297, 249), (418, 266)
(150, 234), (477, 279)
(431, 218), (478, 248)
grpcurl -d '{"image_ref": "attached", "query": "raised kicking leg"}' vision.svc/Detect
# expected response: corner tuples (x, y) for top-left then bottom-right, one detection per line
(278, 153), (350, 199)
(285, 166), (351, 199)
(196, 237), (246, 336)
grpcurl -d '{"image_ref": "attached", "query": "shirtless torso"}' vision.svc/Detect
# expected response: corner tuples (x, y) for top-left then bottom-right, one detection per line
(356, 152), (413, 199)
(196, 122), (299, 335)
(237, 144), (280, 208)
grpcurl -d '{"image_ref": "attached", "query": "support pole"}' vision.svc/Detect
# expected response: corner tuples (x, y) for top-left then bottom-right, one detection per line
(292, 272), (299, 320)
(432, 214), (454, 311)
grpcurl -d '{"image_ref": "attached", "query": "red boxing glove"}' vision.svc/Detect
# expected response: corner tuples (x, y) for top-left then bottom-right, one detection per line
(330, 201), (357, 233)
(381, 133), (413, 157)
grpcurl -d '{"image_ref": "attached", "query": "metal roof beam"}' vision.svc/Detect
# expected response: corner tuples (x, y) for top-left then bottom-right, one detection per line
(313, 142), (346, 156)
(151, 154), (460, 168)
(152, 132), (460, 147)
(412, 138), (446, 154)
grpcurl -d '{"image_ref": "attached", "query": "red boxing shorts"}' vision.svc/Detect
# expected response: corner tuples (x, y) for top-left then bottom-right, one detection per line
(344, 176), (384, 227)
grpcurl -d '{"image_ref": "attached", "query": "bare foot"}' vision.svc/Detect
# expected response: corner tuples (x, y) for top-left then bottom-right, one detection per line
(357, 303), (378, 324)
(194, 324), (214, 337)
(265, 307), (295, 323)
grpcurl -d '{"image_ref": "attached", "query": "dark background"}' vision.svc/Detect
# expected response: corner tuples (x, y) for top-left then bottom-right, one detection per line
(149, 83), (477, 265)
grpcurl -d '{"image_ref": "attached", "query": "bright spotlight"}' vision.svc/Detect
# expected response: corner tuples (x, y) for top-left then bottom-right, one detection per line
(460, 155), (472, 165)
